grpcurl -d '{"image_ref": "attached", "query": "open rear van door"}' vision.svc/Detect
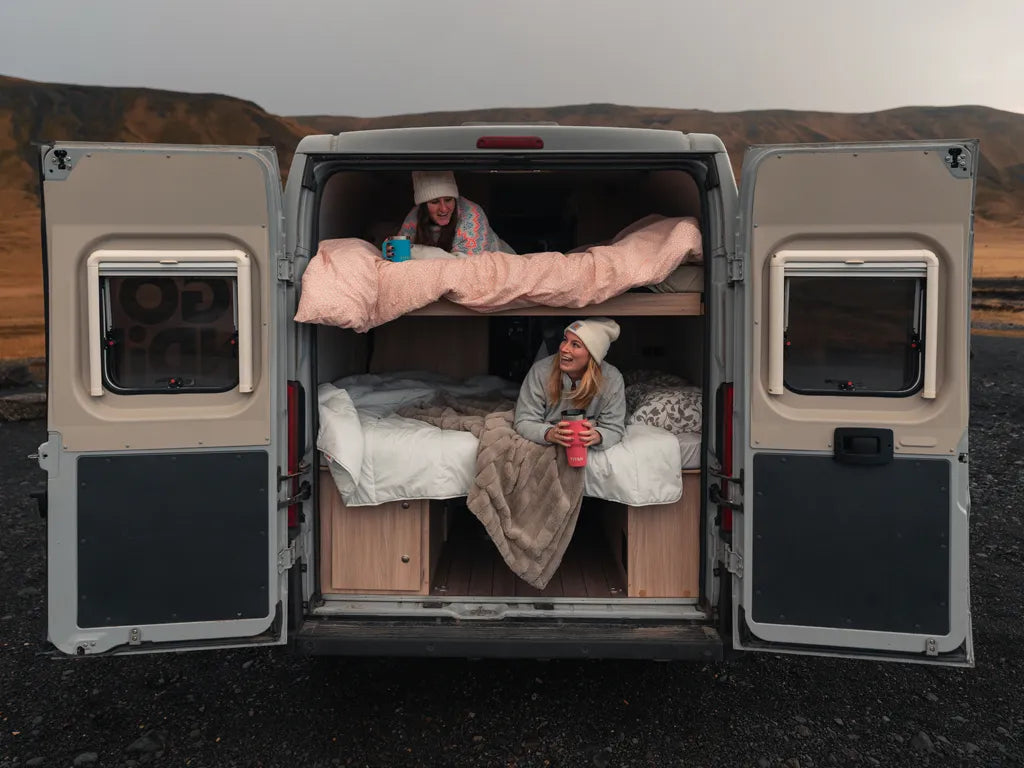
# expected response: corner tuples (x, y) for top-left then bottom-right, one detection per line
(731, 141), (976, 665)
(38, 143), (289, 655)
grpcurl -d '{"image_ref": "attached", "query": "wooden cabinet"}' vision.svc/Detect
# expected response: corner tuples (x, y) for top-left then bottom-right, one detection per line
(318, 471), (442, 595)
(604, 470), (701, 598)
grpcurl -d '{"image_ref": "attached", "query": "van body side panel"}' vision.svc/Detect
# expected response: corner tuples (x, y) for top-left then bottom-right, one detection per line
(735, 141), (975, 664)
(747, 147), (973, 455)
(42, 146), (278, 452)
(40, 142), (287, 655)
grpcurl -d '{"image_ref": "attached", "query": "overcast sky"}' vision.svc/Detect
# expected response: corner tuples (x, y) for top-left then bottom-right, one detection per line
(1, 0), (1021, 117)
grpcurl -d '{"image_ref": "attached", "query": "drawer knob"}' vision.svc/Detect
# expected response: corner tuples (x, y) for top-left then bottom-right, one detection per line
(401, 502), (410, 509)
(401, 555), (410, 563)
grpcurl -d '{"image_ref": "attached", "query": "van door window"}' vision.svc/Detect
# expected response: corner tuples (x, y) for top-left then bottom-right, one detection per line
(86, 249), (255, 396)
(783, 275), (922, 395)
(101, 275), (239, 393)
(766, 249), (939, 399)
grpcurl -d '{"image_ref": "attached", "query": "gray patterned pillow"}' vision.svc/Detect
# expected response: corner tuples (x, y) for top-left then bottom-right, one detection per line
(627, 385), (702, 435)
(624, 372), (690, 416)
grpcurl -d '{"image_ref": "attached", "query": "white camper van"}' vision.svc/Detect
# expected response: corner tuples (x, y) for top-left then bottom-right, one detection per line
(35, 126), (975, 665)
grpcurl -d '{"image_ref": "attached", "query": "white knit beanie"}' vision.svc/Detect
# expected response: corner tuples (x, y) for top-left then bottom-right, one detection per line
(565, 318), (620, 364)
(412, 171), (459, 205)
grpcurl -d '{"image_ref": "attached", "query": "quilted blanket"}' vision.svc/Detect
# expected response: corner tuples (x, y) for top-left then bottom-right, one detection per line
(295, 215), (702, 332)
(398, 393), (584, 590)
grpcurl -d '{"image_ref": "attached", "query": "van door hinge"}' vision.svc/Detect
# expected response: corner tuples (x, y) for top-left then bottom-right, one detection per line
(278, 460), (311, 483)
(724, 549), (744, 578)
(33, 439), (59, 477)
(277, 544), (297, 573)
(709, 466), (744, 489)
(709, 483), (742, 511)
(277, 252), (295, 283)
(725, 248), (744, 284)
(278, 480), (311, 508)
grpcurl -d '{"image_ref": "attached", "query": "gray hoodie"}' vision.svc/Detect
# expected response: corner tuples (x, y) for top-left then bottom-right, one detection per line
(513, 355), (626, 449)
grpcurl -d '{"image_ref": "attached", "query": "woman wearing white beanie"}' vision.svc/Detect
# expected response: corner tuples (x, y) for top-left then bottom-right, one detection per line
(514, 318), (626, 451)
(393, 171), (515, 255)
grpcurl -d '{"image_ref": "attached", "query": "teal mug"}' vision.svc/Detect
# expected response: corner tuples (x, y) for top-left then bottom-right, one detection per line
(383, 235), (411, 262)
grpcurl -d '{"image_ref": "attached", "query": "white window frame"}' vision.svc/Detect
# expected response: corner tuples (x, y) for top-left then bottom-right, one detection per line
(86, 249), (253, 397)
(768, 249), (938, 399)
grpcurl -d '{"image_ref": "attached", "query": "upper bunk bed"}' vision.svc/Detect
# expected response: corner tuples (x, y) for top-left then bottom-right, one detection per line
(297, 167), (706, 331)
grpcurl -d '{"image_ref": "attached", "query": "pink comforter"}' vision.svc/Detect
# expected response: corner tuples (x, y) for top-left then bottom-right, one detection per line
(294, 216), (702, 332)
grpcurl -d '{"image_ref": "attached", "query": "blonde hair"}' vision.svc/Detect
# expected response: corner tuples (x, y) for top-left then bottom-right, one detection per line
(546, 355), (605, 411)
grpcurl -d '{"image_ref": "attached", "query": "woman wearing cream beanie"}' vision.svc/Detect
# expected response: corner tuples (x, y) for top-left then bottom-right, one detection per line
(514, 318), (626, 451)
(395, 171), (515, 255)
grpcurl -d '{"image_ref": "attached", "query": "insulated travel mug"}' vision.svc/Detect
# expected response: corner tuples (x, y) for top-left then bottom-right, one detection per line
(561, 409), (588, 468)
(383, 235), (411, 262)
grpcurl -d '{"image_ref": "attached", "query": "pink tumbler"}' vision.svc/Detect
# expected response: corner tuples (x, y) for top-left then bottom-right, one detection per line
(562, 409), (588, 468)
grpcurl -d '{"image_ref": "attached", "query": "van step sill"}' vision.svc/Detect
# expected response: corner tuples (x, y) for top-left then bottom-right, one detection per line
(293, 618), (722, 660)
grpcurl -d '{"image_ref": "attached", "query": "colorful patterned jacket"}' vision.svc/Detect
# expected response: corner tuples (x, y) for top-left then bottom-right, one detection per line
(397, 197), (515, 254)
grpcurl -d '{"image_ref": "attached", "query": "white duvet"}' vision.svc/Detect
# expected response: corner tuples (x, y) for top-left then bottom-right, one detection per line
(317, 373), (696, 508)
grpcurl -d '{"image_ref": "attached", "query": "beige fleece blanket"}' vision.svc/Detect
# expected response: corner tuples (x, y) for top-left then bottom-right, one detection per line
(398, 394), (584, 590)
(295, 215), (702, 332)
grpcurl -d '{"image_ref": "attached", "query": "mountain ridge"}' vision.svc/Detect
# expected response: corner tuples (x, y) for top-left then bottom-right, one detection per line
(1, 76), (1023, 357)
(2, 76), (1022, 225)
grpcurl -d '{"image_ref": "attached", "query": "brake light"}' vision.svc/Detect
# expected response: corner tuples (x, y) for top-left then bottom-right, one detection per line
(286, 381), (304, 528)
(476, 136), (544, 150)
(720, 383), (734, 533)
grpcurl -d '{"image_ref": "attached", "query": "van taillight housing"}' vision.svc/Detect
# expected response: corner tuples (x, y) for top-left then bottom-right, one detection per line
(286, 380), (305, 529)
(476, 136), (544, 150)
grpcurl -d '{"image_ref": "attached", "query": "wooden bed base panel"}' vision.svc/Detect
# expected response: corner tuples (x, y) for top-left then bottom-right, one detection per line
(408, 292), (702, 317)
(604, 470), (701, 598)
(319, 467), (701, 598)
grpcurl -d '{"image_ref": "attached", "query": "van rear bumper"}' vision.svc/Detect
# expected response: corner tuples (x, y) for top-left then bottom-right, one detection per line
(293, 618), (723, 660)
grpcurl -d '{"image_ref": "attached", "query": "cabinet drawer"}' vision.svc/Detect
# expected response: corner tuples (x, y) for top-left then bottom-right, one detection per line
(319, 472), (429, 594)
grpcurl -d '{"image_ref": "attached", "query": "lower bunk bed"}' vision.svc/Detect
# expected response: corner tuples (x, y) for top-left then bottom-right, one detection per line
(318, 468), (701, 600)
(316, 372), (703, 601)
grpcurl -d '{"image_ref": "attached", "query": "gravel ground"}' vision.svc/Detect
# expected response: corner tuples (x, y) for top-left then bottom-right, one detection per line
(1, 334), (1022, 768)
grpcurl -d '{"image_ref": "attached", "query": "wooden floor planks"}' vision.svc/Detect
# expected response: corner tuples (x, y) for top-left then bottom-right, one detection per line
(430, 511), (626, 598)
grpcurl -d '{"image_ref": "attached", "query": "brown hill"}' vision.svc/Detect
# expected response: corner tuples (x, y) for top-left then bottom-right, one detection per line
(297, 103), (1024, 226)
(0, 74), (313, 214)
(0, 76), (315, 358)
(2, 77), (1023, 357)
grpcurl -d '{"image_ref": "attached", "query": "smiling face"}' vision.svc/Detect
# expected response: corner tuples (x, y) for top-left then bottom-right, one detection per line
(425, 196), (456, 226)
(558, 330), (591, 379)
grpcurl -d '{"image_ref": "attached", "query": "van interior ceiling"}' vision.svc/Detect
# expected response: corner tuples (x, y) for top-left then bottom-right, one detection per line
(310, 166), (708, 605)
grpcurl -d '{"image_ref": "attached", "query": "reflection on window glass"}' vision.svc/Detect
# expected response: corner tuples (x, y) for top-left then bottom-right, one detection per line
(785, 277), (922, 395)
(101, 276), (239, 393)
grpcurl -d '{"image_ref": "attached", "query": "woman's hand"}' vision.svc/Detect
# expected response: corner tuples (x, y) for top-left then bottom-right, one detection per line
(546, 420), (602, 447)
(545, 421), (573, 447)
(578, 420), (603, 447)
